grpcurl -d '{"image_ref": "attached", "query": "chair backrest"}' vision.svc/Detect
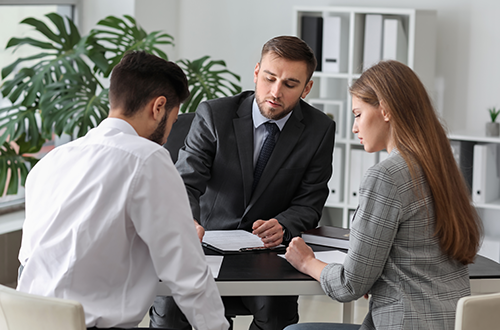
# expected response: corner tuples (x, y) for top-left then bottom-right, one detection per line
(455, 292), (500, 330)
(163, 112), (196, 163)
(0, 284), (86, 330)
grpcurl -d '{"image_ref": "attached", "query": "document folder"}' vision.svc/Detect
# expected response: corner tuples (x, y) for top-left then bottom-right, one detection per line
(202, 230), (285, 254)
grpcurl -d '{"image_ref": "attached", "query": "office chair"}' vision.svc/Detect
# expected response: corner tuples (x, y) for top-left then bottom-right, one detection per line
(455, 292), (500, 330)
(163, 112), (196, 163)
(0, 284), (86, 330)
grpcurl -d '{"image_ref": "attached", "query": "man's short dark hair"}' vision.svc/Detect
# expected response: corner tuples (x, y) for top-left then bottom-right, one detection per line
(109, 51), (190, 117)
(260, 35), (317, 81)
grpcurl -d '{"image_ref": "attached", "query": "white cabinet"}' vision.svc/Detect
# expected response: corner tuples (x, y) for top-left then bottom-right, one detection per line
(292, 6), (437, 228)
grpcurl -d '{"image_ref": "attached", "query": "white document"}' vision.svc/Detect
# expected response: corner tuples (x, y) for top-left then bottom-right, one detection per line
(313, 250), (347, 264)
(326, 146), (344, 205)
(382, 18), (408, 64)
(202, 230), (283, 252)
(363, 14), (383, 70)
(472, 143), (500, 204)
(279, 250), (347, 265)
(205, 255), (223, 278)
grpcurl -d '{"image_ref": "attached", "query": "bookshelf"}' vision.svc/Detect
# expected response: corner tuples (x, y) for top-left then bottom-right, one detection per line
(292, 6), (437, 228)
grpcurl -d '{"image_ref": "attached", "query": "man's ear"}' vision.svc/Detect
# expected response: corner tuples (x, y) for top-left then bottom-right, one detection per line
(301, 80), (313, 99)
(253, 62), (260, 84)
(151, 96), (167, 121)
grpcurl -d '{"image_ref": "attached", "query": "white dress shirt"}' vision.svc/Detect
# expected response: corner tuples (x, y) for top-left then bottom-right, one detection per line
(18, 118), (228, 329)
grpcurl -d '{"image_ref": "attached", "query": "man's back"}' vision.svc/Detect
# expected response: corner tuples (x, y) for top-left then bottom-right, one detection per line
(18, 118), (219, 328)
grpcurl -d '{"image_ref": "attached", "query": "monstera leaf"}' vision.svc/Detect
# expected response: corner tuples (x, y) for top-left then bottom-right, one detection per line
(89, 15), (174, 76)
(0, 139), (39, 196)
(178, 56), (242, 113)
(0, 12), (241, 196)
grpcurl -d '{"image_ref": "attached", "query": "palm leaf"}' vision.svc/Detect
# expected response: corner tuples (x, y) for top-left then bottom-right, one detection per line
(178, 56), (242, 113)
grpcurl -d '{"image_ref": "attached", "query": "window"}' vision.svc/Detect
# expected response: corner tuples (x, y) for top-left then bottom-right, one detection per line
(0, 4), (74, 211)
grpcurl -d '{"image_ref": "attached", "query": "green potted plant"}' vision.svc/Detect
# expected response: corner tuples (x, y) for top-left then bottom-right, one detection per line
(486, 107), (500, 137)
(0, 13), (241, 196)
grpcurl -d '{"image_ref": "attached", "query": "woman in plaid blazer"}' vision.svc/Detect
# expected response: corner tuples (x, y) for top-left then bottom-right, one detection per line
(285, 60), (483, 330)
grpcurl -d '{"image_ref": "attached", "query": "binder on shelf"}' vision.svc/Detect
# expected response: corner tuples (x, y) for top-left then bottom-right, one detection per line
(382, 17), (408, 64)
(363, 14), (383, 70)
(322, 16), (348, 73)
(302, 226), (350, 250)
(450, 140), (475, 194)
(301, 16), (323, 71)
(472, 143), (500, 204)
(349, 149), (377, 205)
(326, 146), (344, 205)
(349, 149), (363, 205)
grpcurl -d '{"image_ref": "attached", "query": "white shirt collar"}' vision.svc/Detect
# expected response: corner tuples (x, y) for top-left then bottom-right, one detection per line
(99, 117), (139, 136)
(252, 98), (292, 131)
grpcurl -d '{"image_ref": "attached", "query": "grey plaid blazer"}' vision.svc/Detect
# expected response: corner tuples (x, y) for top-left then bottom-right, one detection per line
(321, 149), (470, 329)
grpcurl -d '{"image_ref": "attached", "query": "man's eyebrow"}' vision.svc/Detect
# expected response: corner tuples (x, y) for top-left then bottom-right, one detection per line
(263, 70), (301, 84)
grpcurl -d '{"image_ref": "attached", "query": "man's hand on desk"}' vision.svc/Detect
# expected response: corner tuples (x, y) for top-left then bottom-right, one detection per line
(252, 218), (283, 248)
(194, 220), (205, 242)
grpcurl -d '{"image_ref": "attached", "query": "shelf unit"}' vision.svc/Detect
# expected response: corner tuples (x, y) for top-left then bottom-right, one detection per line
(292, 6), (437, 228)
(448, 132), (500, 262)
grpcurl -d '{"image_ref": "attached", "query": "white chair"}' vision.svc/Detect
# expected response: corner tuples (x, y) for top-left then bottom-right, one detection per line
(455, 292), (500, 330)
(0, 284), (86, 330)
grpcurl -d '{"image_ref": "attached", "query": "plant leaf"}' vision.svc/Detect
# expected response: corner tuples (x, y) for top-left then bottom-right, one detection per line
(178, 56), (242, 113)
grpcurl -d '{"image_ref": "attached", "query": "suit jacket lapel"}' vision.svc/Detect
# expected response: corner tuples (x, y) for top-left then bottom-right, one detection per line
(245, 101), (305, 214)
(234, 95), (255, 207)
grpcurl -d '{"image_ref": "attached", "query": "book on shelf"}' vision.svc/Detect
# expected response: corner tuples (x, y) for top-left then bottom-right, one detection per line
(301, 15), (323, 71)
(302, 226), (350, 250)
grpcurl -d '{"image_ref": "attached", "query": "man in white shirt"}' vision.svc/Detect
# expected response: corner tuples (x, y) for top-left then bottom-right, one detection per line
(17, 51), (229, 330)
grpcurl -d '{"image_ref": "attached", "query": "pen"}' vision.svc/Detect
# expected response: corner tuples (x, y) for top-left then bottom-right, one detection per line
(239, 247), (268, 252)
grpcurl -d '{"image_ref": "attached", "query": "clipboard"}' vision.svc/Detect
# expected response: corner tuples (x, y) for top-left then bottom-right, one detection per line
(202, 230), (285, 254)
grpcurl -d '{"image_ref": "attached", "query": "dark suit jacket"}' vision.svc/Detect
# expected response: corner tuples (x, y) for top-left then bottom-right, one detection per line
(176, 91), (336, 238)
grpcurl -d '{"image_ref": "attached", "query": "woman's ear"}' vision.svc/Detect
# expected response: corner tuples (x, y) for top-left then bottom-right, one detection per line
(379, 100), (391, 122)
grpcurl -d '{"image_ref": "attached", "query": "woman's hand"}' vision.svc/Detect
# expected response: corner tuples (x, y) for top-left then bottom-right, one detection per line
(285, 237), (327, 281)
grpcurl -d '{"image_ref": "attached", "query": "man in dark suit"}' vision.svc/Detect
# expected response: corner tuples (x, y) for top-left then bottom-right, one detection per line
(150, 36), (336, 330)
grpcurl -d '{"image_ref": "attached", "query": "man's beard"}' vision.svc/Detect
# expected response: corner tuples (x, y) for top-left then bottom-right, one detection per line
(148, 110), (168, 145)
(257, 98), (298, 120)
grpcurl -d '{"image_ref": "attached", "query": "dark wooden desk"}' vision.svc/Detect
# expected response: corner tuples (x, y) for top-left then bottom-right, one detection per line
(157, 248), (500, 322)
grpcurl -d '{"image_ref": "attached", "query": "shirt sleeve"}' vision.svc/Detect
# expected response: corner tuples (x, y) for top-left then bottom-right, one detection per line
(320, 165), (402, 302)
(127, 149), (228, 330)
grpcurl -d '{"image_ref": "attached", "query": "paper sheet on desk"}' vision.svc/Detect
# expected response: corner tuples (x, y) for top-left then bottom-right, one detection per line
(279, 250), (347, 264)
(205, 255), (223, 278)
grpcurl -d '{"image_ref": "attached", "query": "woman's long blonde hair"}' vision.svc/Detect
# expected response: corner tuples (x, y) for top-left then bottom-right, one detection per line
(350, 60), (482, 265)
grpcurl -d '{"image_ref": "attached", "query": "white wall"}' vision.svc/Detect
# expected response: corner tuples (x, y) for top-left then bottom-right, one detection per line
(50, 0), (500, 135)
